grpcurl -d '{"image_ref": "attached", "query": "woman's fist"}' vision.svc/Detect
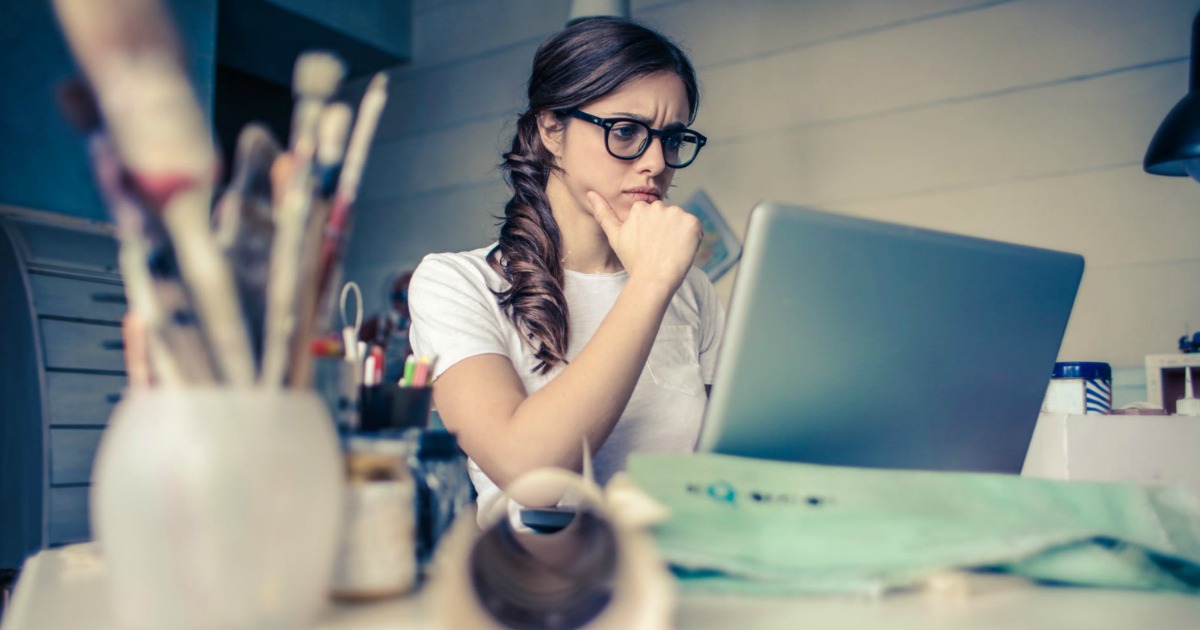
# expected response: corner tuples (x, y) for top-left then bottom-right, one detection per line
(586, 191), (701, 290)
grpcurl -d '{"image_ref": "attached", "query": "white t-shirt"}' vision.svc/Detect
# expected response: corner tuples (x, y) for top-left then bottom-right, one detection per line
(408, 244), (724, 516)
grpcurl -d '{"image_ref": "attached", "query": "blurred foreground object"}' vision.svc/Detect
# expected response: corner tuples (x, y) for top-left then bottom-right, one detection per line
(92, 388), (342, 630)
(50, 0), (392, 627)
(428, 456), (674, 629)
(54, 2), (388, 389)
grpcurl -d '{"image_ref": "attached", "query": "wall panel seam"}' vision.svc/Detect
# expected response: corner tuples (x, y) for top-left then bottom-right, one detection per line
(821, 160), (1142, 207)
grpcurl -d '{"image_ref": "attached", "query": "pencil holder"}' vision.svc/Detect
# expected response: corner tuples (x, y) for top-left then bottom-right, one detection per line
(91, 388), (344, 630)
(359, 384), (433, 432)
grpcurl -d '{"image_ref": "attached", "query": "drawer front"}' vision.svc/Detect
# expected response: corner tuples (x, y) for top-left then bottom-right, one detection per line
(29, 273), (127, 322)
(40, 319), (126, 372)
(50, 428), (106, 485)
(46, 372), (126, 426)
(8, 219), (119, 274)
(48, 487), (91, 545)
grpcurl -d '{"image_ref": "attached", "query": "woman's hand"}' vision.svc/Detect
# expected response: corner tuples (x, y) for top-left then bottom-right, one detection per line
(586, 191), (702, 290)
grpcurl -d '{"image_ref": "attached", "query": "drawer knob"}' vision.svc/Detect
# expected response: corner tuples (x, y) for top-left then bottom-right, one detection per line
(101, 340), (125, 351)
(91, 292), (128, 305)
(106, 393), (122, 404)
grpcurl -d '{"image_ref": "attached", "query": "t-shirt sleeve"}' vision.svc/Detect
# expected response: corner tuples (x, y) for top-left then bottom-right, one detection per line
(695, 270), (725, 384)
(408, 254), (510, 380)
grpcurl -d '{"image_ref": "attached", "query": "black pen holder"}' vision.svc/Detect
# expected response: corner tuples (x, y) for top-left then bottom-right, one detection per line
(359, 384), (432, 432)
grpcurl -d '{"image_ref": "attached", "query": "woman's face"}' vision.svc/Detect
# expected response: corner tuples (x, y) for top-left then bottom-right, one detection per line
(543, 71), (692, 222)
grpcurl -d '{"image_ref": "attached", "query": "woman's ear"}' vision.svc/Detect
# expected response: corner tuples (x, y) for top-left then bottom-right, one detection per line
(536, 110), (565, 158)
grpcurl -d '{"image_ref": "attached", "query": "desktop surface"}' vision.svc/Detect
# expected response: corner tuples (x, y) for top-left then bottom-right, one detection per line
(4, 543), (1200, 630)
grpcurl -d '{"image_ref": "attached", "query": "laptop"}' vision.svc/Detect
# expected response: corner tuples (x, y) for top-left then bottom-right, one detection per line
(696, 202), (1084, 473)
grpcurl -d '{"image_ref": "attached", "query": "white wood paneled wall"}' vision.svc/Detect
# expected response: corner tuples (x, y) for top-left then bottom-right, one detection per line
(346, 0), (1200, 373)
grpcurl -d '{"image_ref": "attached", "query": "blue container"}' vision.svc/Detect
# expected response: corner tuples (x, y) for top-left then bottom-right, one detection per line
(1045, 362), (1112, 415)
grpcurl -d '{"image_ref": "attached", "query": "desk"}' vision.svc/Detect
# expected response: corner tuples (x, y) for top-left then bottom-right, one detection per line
(4, 543), (1200, 629)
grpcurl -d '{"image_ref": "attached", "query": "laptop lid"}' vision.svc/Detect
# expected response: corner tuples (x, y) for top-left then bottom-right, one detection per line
(697, 203), (1084, 473)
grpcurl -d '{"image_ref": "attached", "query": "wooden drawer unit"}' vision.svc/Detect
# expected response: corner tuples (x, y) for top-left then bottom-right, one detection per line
(2, 207), (125, 568)
(45, 372), (125, 427)
(47, 487), (90, 546)
(28, 273), (127, 322)
(49, 429), (105, 485)
(40, 319), (126, 372)
(6, 219), (120, 275)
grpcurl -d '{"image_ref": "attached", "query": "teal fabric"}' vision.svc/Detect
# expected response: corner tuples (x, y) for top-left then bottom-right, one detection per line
(625, 453), (1200, 595)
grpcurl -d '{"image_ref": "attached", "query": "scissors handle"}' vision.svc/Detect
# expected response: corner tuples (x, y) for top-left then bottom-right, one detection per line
(340, 281), (363, 358)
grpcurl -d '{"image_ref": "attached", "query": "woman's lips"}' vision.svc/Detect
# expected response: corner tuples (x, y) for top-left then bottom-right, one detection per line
(624, 191), (660, 203)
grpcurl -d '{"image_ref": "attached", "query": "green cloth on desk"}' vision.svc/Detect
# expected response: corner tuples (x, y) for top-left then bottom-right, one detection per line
(625, 453), (1200, 595)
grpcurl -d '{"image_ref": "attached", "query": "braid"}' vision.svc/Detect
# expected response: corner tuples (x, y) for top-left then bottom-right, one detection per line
(488, 112), (569, 374)
(486, 17), (700, 375)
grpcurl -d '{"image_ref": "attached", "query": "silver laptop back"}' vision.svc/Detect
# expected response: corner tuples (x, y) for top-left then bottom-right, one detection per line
(697, 202), (1084, 473)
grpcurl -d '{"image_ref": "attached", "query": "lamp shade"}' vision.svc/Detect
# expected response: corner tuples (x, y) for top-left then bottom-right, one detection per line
(1144, 10), (1200, 178)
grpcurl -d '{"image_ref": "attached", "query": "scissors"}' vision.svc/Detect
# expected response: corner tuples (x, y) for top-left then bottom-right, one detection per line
(339, 281), (363, 361)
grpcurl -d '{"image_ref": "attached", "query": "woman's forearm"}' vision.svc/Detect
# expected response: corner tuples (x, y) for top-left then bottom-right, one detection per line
(482, 275), (676, 486)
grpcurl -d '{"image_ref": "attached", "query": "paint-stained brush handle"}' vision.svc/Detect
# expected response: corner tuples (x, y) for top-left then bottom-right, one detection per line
(53, 0), (257, 385)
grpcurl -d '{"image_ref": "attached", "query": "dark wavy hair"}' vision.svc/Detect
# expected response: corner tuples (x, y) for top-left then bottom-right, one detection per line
(488, 17), (700, 374)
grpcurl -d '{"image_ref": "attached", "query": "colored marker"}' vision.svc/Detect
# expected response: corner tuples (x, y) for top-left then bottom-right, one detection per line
(401, 355), (417, 387)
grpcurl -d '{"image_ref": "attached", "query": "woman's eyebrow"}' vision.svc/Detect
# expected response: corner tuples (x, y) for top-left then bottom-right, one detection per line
(610, 111), (689, 129)
(609, 111), (652, 123)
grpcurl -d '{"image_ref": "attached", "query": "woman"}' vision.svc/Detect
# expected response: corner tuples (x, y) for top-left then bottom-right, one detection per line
(408, 17), (723, 516)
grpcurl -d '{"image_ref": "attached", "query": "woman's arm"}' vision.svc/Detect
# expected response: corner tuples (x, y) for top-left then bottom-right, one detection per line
(431, 193), (701, 488)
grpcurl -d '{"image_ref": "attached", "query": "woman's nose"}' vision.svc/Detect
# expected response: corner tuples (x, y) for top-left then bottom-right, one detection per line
(634, 135), (668, 175)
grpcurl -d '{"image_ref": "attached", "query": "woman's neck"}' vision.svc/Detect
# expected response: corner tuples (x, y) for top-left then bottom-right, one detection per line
(545, 177), (624, 274)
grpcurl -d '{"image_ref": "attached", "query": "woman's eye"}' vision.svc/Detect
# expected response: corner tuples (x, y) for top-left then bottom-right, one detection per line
(612, 124), (640, 140)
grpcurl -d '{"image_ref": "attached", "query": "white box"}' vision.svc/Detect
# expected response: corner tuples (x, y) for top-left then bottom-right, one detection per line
(1022, 412), (1200, 500)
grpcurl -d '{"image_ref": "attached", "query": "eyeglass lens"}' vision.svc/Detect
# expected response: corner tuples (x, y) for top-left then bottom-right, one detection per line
(607, 121), (701, 167)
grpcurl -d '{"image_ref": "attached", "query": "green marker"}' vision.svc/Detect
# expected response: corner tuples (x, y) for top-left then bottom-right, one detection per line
(401, 354), (417, 387)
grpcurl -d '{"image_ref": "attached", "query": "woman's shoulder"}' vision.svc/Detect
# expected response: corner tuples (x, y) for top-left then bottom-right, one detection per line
(412, 244), (506, 290)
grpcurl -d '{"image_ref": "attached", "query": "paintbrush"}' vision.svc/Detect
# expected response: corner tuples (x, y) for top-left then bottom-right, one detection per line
(287, 103), (353, 388)
(212, 123), (281, 367)
(313, 72), (390, 335)
(53, 0), (256, 386)
(260, 51), (347, 387)
(315, 103), (353, 200)
(56, 77), (217, 386)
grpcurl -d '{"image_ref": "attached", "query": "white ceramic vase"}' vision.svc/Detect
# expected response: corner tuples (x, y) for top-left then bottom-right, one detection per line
(91, 388), (344, 630)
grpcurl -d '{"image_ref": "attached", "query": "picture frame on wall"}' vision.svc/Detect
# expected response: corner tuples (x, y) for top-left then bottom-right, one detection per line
(681, 189), (742, 282)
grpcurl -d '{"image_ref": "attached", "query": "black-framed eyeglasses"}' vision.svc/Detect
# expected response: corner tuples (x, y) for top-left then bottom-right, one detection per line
(563, 109), (707, 168)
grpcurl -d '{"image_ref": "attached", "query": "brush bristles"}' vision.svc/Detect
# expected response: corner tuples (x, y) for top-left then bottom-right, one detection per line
(293, 52), (346, 99)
